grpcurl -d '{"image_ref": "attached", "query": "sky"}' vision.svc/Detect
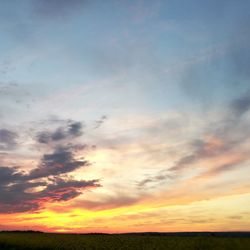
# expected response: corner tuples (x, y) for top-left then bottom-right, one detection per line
(0, 0), (250, 233)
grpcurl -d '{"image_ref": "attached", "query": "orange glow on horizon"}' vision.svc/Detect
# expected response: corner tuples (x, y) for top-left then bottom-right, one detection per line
(1, 192), (249, 233)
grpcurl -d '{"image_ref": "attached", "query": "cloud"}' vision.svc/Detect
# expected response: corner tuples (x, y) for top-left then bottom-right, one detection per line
(166, 88), (250, 176)
(168, 137), (225, 172)
(0, 164), (99, 213)
(137, 171), (172, 189)
(39, 177), (99, 202)
(0, 166), (24, 184)
(75, 193), (140, 211)
(68, 121), (83, 136)
(0, 129), (18, 150)
(0, 118), (99, 214)
(36, 121), (83, 144)
(116, 90), (250, 200)
(28, 147), (88, 179)
(94, 115), (107, 129)
(197, 156), (248, 179)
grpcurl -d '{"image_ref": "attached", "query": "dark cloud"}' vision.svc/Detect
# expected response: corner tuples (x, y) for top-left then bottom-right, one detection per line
(36, 121), (83, 144)
(0, 165), (99, 213)
(39, 177), (99, 202)
(0, 119), (99, 213)
(0, 129), (18, 151)
(50, 128), (67, 141)
(0, 167), (40, 212)
(0, 166), (24, 184)
(37, 132), (51, 144)
(28, 147), (88, 179)
(68, 121), (83, 136)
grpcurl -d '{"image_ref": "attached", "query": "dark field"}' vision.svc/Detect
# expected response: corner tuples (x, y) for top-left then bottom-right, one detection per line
(0, 232), (250, 250)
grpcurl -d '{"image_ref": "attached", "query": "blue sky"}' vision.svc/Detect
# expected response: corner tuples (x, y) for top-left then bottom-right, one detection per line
(1, 0), (249, 119)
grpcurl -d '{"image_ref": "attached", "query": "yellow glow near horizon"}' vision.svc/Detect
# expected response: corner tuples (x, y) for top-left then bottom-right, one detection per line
(1, 192), (249, 233)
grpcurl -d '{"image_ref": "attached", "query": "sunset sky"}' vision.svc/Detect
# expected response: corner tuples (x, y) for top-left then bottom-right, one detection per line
(0, 0), (250, 233)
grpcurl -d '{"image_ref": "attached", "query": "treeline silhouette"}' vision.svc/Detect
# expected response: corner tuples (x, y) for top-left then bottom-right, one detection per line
(1, 231), (250, 237)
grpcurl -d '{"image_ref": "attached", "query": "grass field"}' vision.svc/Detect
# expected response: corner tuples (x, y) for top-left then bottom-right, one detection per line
(0, 232), (249, 250)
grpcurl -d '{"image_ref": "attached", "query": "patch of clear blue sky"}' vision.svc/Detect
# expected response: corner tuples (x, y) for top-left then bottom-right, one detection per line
(0, 0), (250, 117)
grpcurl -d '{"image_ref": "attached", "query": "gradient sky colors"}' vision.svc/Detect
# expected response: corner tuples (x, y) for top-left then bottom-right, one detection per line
(0, 0), (250, 233)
